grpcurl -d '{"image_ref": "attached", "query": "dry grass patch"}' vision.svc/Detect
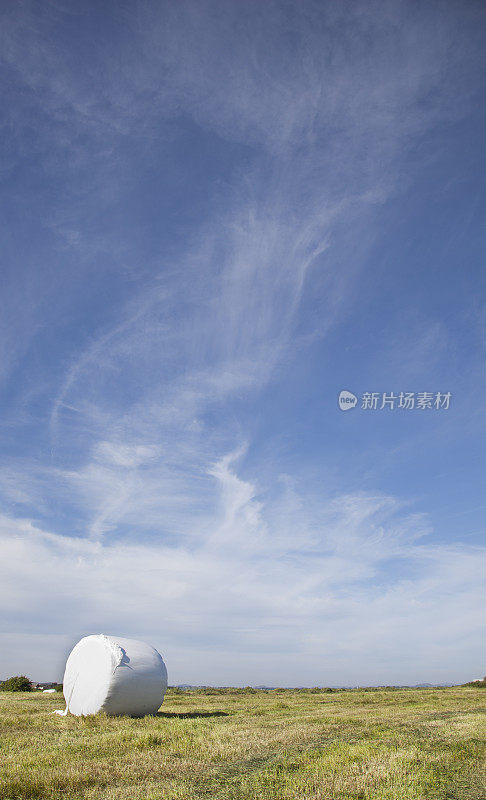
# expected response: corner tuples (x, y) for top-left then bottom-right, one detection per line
(0, 687), (484, 799)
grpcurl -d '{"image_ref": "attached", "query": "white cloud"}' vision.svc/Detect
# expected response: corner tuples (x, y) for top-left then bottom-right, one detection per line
(0, 459), (484, 684)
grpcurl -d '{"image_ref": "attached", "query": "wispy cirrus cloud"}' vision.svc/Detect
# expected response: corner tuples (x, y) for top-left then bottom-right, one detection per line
(0, 456), (484, 684)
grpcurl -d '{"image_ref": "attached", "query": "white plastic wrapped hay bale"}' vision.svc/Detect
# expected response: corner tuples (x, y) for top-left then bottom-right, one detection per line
(56, 634), (168, 717)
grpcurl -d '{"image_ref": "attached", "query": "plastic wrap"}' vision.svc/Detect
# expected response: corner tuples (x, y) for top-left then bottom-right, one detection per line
(55, 634), (167, 717)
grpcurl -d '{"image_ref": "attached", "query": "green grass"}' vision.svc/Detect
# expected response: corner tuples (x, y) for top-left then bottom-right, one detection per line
(0, 687), (484, 799)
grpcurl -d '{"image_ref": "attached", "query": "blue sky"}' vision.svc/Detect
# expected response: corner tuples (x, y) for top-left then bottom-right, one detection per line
(1, 0), (485, 685)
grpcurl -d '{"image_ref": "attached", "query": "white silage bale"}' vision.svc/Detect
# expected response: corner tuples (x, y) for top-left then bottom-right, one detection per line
(55, 634), (168, 717)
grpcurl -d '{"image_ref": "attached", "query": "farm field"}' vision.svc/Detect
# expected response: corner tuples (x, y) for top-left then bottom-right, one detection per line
(0, 687), (485, 800)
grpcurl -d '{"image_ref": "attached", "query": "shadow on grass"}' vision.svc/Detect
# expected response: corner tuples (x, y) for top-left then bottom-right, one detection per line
(156, 710), (229, 719)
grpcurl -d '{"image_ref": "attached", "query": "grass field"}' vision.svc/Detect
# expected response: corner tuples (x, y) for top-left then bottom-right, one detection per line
(0, 686), (484, 800)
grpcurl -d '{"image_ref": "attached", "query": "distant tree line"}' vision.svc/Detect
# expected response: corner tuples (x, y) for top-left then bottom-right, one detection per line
(0, 676), (32, 691)
(462, 677), (486, 688)
(0, 676), (63, 692)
